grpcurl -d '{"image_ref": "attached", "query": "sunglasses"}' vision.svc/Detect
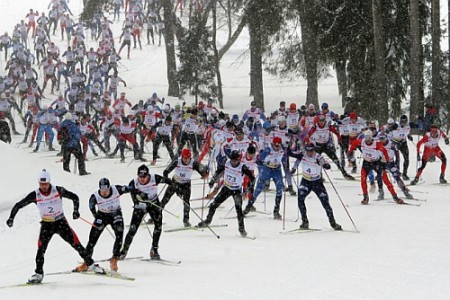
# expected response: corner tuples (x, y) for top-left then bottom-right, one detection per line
(138, 173), (149, 178)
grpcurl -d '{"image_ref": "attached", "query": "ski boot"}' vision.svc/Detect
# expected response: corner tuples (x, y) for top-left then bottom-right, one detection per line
(403, 189), (414, 199)
(377, 189), (384, 200)
(197, 219), (211, 228)
(343, 172), (355, 180)
(369, 182), (376, 193)
(285, 185), (297, 196)
(273, 210), (282, 220)
(150, 247), (160, 260)
(239, 227), (247, 237)
(361, 194), (369, 205)
(351, 166), (357, 174)
(150, 159), (156, 165)
(300, 218), (309, 229)
(28, 273), (43, 284)
(330, 220), (343, 231)
(183, 221), (191, 227)
(402, 173), (410, 181)
(410, 177), (419, 185)
(393, 195), (404, 204)
(440, 174), (447, 184)
(110, 257), (119, 272)
(88, 263), (106, 274)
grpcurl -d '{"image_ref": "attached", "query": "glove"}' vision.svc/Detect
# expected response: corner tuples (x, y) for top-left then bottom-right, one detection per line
(208, 180), (215, 189)
(417, 153), (421, 161)
(134, 202), (147, 210)
(72, 211), (80, 220)
(164, 177), (173, 185)
(445, 138), (449, 145)
(323, 163), (331, 170)
(338, 141), (344, 149)
(392, 123), (398, 130)
(248, 184), (254, 194)
(136, 192), (148, 202)
(6, 218), (13, 227)
(408, 135), (413, 141)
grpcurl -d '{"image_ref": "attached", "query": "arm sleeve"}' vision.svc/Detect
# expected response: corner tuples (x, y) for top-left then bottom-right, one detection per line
(163, 158), (178, 177)
(88, 194), (97, 216)
(57, 186), (80, 212)
(8, 191), (37, 220)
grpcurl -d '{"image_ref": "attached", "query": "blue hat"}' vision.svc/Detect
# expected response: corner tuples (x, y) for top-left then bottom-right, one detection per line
(321, 102), (329, 108)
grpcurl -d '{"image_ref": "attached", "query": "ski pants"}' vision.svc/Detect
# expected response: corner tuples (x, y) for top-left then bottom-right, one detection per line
(297, 178), (335, 222)
(122, 200), (163, 253)
(36, 124), (54, 148)
(153, 133), (174, 160)
(249, 165), (283, 211)
(85, 211), (124, 259)
(395, 141), (410, 175)
(35, 218), (93, 274)
(206, 186), (245, 230)
(161, 181), (191, 223)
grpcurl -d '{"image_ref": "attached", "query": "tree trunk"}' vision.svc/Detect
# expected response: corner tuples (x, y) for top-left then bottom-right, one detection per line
(431, 0), (441, 108)
(409, 0), (421, 124)
(371, 0), (388, 123)
(212, 0), (224, 109)
(163, 0), (180, 97)
(248, 14), (264, 111)
(298, 0), (318, 106)
(448, 0), (450, 133)
(335, 55), (348, 108)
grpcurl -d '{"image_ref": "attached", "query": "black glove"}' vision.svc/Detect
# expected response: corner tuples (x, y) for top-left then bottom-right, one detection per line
(408, 135), (413, 141)
(6, 218), (13, 227)
(392, 123), (398, 130)
(445, 138), (449, 145)
(417, 153), (421, 161)
(323, 163), (331, 170)
(72, 211), (80, 220)
(248, 184), (255, 194)
(208, 180), (215, 189)
(164, 177), (173, 185)
(338, 141), (344, 149)
(136, 192), (148, 202)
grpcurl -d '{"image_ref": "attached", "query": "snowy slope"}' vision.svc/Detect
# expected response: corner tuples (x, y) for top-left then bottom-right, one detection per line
(1, 2), (450, 300)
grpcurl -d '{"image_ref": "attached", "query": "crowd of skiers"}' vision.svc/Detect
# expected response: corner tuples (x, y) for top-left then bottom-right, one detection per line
(2, 0), (449, 285)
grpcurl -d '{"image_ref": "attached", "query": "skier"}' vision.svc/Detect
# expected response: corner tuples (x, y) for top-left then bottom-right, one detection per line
(57, 112), (89, 175)
(6, 169), (104, 284)
(161, 148), (208, 227)
(348, 130), (404, 204)
(83, 178), (132, 272)
(243, 136), (286, 219)
(288, 143), (342, 230)
(411, 124), (449, 185)
(119, 165), (172, 260)
(198, 150), (255, 237)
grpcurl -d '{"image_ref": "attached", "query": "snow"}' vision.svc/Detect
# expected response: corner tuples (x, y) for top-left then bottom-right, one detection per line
(1, 1), (450, 299)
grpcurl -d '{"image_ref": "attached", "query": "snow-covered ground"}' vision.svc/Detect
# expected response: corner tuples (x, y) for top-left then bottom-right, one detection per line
(1, 1), (450, 300)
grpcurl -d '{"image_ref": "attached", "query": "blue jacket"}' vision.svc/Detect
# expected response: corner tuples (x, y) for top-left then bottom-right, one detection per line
(59, 119), (81, 148)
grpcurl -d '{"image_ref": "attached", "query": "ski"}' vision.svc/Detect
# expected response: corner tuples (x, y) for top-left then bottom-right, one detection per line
(239, 235), (256, 240)
(194, 224), (228, 229)
(164, 226), (204, 233)
(387, 201), (421, 207)
(78, 270), (135, 281)
(280, 228), (322, 234)
(96, 256), (143, 263)
(408, 198), (427, 202)
(140, 258), (181, 265)
(46, 269), (135, 281)
(223, 214), (256, 219)
(0, 282), (57, 289)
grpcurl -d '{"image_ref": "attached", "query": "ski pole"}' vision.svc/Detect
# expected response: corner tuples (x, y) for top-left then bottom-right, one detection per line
(323, 170), (360, 233)
(282, 175), (287, 230)
(182, 199), (220, 239)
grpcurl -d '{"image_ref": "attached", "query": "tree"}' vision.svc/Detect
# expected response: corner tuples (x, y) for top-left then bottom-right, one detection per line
(162, 0), (180, 97)
(177, 13), (217, 103)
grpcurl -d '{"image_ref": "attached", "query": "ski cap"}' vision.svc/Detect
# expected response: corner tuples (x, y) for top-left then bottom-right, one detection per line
(137, 164), (150, 178)
(364, 130), (373, 140)
(289, 103), (296, 110)
(99, 178), (110, 191)
(273, 136), (282, 145)
(181, 148), (191, 159)
(305, 143), (315, 151)
(38, 169), (50, 183)
(64, 112), (73, 120)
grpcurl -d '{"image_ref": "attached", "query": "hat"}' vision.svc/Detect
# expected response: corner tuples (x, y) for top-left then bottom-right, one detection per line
(38, 169), (50, 183)
(64, 112), (73, 120)
(349, 112), (357, 119)
(364, 130), (373, 139)
(321, 102), (329, 109)
(289, 103), (297, 110)
(280, 101), (286, 106)
(137, 164), (149, 177)
(277, 116), (286, 123)
(272, 136), (282, 145)
(235, 127), (244, 135)
(99, 178), (110, 191)
(308, 104), (315, 110)
(304, 143), (315, 151)
(181, 148), (191, 159)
